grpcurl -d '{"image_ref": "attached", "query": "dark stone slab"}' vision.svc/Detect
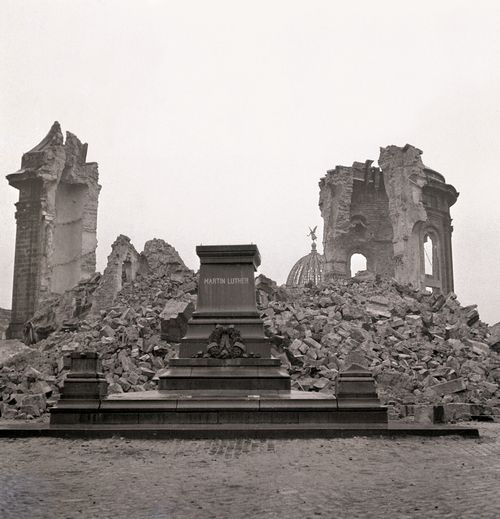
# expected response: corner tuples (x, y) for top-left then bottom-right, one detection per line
(0, 422), (480, 439)
(336, 363), (381, 405)
(259, 399), (338, 411)
(170, 358), (280, 367)
(159, 377), (291, 391)
(49, 389), (387, 425)
(59, 352), (108, 400)
(177, 244), (272, 358)
(195, 244), (259, 316)
(176, 399), (260, 411)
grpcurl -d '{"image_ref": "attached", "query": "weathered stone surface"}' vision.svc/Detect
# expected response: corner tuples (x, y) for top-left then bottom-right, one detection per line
(0, 339), (36, 368)
(467, 339), (490, 356)
(6, 122), (101, 339)
(160, 301), (194, 341)
(142, 239), (191, 277)
(319, 144), (458, 294)
(91, 235), (145, 315)
(21, 236), (193, 344)
(413, 404), (435, 424)
(429, 377), (467, 396)
(0, 308), (10, 340)
(23, 272), (102, 344)
(442, 403), (472, 422)
(487, 322), (500, 352)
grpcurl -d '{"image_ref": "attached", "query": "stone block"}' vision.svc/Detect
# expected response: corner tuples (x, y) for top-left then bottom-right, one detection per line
(365, 303), (391, 319)
(443, 403), (472, 423)
(467, 340), (490, 356)
(69, 352), (102, 374)
(336, 364), (381, 404)
(59, 352), (108, 400)
(303, 337), (322, 350)
(429, 377), (467, 396)
(0, 403), (18, 419)
(160, 301), (194, 342)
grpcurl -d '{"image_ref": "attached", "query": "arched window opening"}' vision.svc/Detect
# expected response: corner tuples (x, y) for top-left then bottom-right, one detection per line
(121, 256), (135, 284)
(423, 234), (434, 276)
(350, 253), (367, 277)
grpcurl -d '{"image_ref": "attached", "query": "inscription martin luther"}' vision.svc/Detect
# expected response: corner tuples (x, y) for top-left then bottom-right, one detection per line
(204, 277), (250, 285)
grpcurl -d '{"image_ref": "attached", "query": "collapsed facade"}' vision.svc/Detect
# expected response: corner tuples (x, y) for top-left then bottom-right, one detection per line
(3, 127), (460, 339)
(319, 144), (458, 293)
(90, 235), (192, 316)
(6, 122), (100, 338)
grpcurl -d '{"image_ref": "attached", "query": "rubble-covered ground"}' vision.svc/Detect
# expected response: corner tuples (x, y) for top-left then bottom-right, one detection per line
(258, 275), (500, 421)
(1, 262), (499, 423)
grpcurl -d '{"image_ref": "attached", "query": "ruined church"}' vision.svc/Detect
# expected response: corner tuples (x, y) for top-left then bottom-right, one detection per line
(318, 145), (458, 293)
(4, 124), (459, 338)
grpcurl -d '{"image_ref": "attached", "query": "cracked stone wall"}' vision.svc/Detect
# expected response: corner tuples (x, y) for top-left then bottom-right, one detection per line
(90, 236), (192, 316)
(90, 235), (145, 316)
(319, 145), (459, 293)
(0, 308), (10, 340)
(6, 122), (100, 338)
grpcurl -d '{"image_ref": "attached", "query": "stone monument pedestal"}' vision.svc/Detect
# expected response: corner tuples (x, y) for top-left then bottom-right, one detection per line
(158, 244), (290, 391)
(50, 244), (388, 434)
(59, 352), (108, 400)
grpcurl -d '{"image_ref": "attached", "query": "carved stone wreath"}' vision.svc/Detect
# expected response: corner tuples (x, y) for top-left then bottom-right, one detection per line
(193, 325), (258, 359)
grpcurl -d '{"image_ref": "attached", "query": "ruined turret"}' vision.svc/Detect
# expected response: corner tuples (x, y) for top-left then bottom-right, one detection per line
(319, 145), (458, 293)
(6, 122), (101, 338)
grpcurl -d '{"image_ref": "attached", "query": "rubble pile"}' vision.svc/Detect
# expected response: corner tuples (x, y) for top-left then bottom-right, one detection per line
(1, 264), (499, 422)
(0, 235), (197, 420)
(0, 266), (197, 420)
(23, 273), (102, 345)
(258, 276), (500, 420)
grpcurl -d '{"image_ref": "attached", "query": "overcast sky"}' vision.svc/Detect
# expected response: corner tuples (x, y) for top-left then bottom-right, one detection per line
(1, 1), (499, 324)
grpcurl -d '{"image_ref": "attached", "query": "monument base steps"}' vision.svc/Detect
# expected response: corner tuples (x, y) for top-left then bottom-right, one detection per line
(157, 358), (291, 391)
(0, 422), (480, 439)
(50, 389), (387, 426)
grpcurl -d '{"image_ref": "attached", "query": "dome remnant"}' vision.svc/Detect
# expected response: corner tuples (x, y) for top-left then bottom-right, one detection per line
(286, 228), (325, 287)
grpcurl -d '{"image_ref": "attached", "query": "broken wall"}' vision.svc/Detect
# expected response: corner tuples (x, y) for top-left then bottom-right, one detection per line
(90, 236), (192, 316)
(6, 122), (100, 338)
(319, 145), (458, 293)
(91, 235), (144, 315)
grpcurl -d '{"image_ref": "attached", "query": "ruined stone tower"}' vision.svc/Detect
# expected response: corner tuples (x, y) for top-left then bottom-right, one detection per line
(6, 122), (100, 338)
(319, 144), (458, 293)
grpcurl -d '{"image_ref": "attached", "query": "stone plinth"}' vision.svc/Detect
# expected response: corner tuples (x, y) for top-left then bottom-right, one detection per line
(59, 352), (108, 400)
(179, 245), (270, 358)
(159, 358), (290, 391)
(336, 363), (382, 407)
(159, 244), (290, 391)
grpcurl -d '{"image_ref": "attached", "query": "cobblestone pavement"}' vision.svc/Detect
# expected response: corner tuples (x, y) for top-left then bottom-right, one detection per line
(0, 423), (499, 519)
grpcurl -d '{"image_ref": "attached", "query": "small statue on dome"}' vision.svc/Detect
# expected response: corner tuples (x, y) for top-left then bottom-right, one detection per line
(307, 226), (318, 243)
